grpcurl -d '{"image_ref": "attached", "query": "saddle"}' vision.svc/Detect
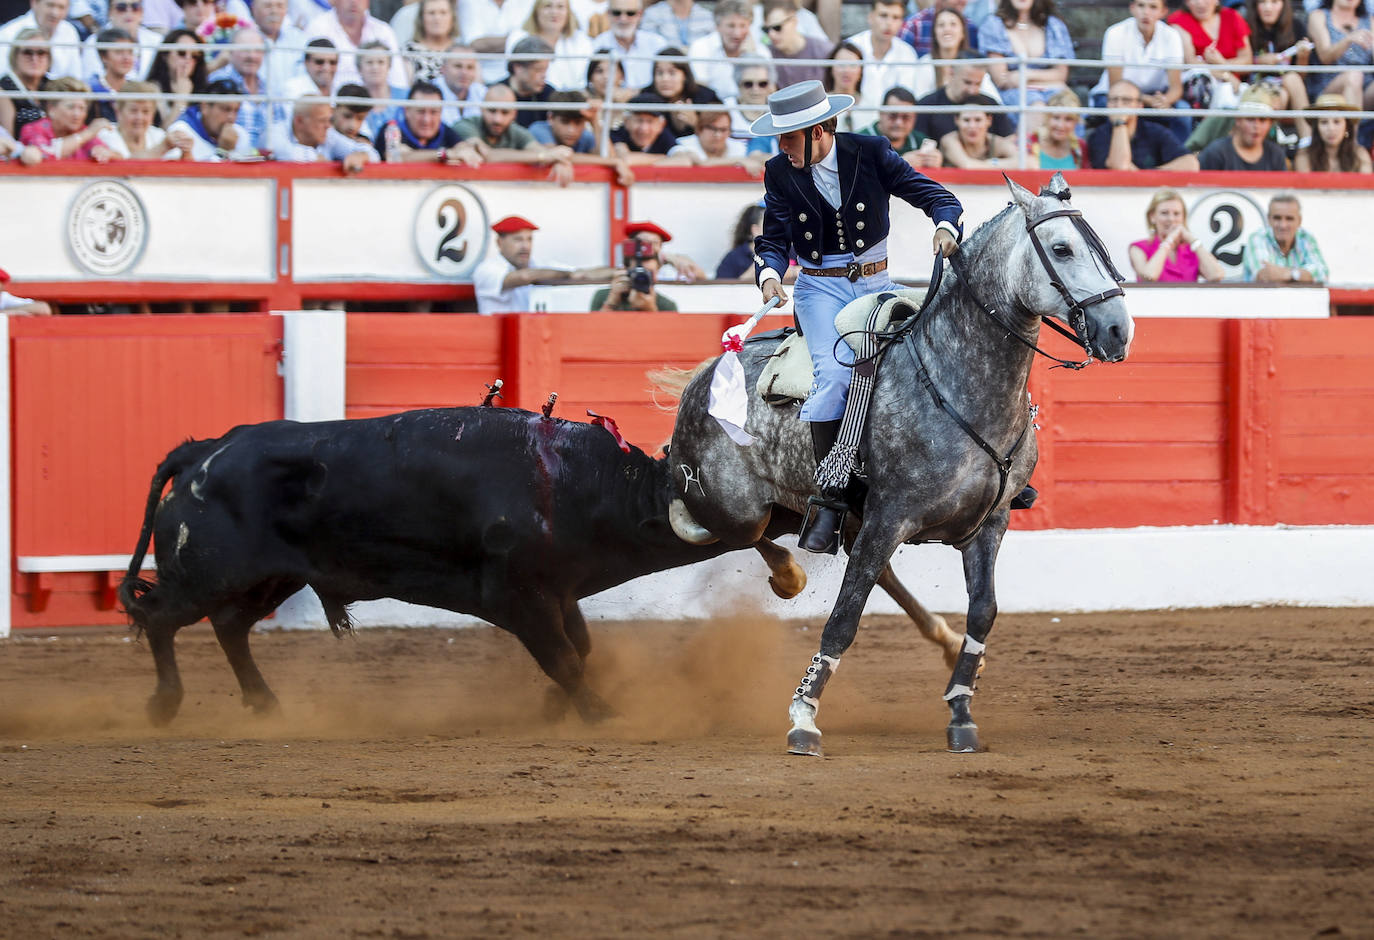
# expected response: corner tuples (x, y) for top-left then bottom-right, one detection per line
(756, 287), (928, 405)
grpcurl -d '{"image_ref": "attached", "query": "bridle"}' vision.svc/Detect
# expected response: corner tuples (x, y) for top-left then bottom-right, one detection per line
(948, 189), (1126, 371)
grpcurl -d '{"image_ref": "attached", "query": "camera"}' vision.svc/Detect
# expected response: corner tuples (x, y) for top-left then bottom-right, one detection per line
(622, 238), (656, 294)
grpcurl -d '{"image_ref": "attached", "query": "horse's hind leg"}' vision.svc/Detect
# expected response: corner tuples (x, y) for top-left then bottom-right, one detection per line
(945, 511), (1010, 753)
(875, 564), (963, 670)
(755, 537), (806, 599)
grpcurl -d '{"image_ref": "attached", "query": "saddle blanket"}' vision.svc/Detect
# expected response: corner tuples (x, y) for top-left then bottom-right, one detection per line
(756, 287), (928, 404)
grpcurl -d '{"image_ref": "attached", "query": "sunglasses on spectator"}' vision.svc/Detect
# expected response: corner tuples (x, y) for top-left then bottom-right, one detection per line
(112, 2), (142, 11)
(739, 79), (770, 88)
(609, 8), (638, 15)
(171, 48), (199, 57)
(18, 48), (50, 57)
(308, 56), (339, 66)
(764, 16), (793, 32)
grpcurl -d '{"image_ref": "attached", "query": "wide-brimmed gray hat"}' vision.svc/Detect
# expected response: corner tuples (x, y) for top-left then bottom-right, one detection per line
(749, 80), (854, 136)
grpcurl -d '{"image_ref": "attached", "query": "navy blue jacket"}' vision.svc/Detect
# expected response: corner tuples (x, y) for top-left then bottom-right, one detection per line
(753, 132), (964, 284)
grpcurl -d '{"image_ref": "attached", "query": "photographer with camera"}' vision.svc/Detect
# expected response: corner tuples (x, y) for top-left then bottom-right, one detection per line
(589, 235), (680, 311)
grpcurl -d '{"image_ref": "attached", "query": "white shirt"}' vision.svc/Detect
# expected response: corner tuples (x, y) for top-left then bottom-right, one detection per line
(282, 72), (334, 99)
(304, 9), (408, 88)
(473, 252), (529, 314)
(81, 24), (160, 82)
(591, 27), (667, 92)
(668, 133), (747, 159)
(96, 124), (183, 158)
(846, 29), (919, 114)
(166, 115), (256, 161)
(1091, 16), (1186, 97)
(439, 77), (487, 125)
(0, 14), (84, 81)
(910, 53), (1000, 101)
(505, 29), (593, 91)
(686, 30), (766, 100)
(260, 23), (309, 100)
(265, 121), (375, 160)
(459, 0), (536, 83)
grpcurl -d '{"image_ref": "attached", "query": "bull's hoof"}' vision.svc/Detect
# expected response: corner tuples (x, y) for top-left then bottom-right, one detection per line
(572, 688), (616, 724)
(786, 727), (823, 757)
(244, 690), (281, 717)
(946, 723), (981, 754)
(146, 691), (182, 727)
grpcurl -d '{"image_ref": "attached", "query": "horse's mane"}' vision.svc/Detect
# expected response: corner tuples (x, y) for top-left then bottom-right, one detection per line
(956, 201), (1021, 264)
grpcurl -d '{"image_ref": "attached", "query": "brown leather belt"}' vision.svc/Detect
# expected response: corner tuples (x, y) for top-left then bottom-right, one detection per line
(802, 259), (888, 282)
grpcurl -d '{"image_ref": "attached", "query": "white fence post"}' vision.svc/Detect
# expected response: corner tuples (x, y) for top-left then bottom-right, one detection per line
(273, 310), (347, 629)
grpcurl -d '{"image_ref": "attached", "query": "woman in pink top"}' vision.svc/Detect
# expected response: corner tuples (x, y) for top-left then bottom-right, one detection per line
(1171, 0), (1253, 101)
(1129, 189), (1227, 282)
(19, 77), (117, 163)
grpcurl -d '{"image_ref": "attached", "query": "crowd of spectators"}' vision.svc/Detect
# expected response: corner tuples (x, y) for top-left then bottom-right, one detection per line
(0, 0), (1361, 294)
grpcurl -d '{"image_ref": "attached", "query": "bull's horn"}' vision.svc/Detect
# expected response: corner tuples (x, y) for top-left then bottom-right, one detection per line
(669, 499), (718, 545)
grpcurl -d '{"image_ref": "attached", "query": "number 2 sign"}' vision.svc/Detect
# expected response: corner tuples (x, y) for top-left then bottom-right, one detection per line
(413, 184), (489, 279)
(1188, 191), (1265, 276)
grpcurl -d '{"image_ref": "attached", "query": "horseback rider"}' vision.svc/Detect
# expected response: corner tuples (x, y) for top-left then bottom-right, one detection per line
(750, 79), (965, 554)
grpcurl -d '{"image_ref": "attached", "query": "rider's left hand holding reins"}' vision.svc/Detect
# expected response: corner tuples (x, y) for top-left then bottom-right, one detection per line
(934, 229), (959, 258)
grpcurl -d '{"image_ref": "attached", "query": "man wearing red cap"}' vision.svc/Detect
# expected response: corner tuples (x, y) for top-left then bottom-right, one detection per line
(0, 268), (52, 316)
(473, 216), (617, 315)
(623, 220), (706, 283)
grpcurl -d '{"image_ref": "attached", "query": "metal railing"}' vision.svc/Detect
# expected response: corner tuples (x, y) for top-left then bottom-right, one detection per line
(3, 37), (1372, 168)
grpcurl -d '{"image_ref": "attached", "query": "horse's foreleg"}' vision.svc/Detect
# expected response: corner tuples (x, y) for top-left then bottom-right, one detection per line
(786, 522), (904, 758)
(875, 564), (963, 670)
(945, 511), (1010, 753)
(754, 537), (806, 599)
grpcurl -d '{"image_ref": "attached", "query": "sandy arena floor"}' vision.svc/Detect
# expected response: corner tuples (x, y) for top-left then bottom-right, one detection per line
(1, 606), (1371, 938)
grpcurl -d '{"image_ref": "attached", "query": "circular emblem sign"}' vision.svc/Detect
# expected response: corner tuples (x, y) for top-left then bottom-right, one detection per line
(66, 179), (148, 276)
(1189, 191), (1265, 276)
(414, 183), (489, 279)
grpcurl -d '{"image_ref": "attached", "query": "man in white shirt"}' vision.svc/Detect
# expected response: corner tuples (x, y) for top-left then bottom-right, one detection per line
(79, 0), (157, 80)
(252, 0), (307, 100)
(845, 0), (917, 113)
(0, 267), (52, 315)
(304, 0), (406, 89)
(437, 41), (487, 125)
(0, 0), (83, 80)
(688, 0), (764, 100)
(473, 215), (615, 315)
(590, 0), (666, 92)
(663, 106), (764, 173)
(1089, 0), (1184, 113)
(266, 97), (374, 171)
(461, 0), (535, 84)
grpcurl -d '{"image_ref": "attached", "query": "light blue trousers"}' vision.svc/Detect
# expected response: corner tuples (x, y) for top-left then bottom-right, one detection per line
(795, 255), (900, 422)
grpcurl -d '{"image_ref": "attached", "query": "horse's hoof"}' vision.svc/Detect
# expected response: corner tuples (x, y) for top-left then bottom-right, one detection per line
(146, 692), (181, 727)
(787, 727), (823, 757)
(947, 723), (981, 753)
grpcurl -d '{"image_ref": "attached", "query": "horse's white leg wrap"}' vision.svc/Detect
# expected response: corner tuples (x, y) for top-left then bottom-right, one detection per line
(787, 653), (839, 756)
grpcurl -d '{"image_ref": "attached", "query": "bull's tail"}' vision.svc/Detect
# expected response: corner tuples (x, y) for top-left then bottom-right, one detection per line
(117, 439), (210, 625)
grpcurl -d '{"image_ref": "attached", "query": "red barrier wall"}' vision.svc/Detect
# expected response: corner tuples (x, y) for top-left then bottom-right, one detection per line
(10, 316), (284, 627)
(11, 313), (1374, 628)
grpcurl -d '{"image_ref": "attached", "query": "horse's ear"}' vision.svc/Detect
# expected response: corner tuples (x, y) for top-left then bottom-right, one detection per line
(1003, 173), (1037, 215)
(1039, 172), (1071, 201)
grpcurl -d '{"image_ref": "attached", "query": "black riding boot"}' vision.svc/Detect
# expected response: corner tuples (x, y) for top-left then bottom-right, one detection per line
(799, 419), (847, 555)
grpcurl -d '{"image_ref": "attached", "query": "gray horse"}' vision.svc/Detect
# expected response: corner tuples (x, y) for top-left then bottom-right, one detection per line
(667, 174), (1134, 756)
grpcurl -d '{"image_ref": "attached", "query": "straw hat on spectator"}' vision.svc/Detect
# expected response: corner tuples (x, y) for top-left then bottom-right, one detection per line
(1312, 93), (1356, 112)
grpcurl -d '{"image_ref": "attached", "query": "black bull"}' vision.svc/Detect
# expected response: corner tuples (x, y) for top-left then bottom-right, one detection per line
(119, 405), (959, 726)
